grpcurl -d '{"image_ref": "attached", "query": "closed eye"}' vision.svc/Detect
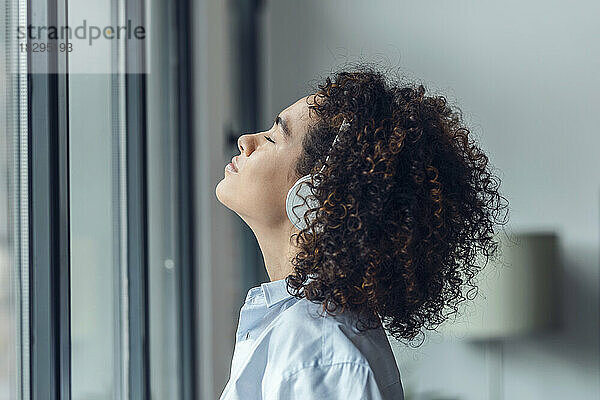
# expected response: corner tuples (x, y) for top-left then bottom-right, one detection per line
(264, 135), (275, 143)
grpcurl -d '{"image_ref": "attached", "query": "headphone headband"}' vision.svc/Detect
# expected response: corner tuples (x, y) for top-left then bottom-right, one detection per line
(286, 118), (352, 230)
(318, 118), (351, 173)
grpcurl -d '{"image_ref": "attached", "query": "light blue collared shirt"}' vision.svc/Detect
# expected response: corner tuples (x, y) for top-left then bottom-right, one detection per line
(218, 277), (404, 399)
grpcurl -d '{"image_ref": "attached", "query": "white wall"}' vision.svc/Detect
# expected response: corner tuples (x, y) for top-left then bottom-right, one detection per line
(260, 1), (599, 399)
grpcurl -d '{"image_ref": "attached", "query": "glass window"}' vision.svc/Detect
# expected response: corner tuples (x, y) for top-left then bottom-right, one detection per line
(69, 71), (122, 399)
(1, 0), (195, 397)
(67, 0), (193, 398)
(67, 0), (127, 398)
(0, 0), (28, 398)
(146, 0), (180, 394)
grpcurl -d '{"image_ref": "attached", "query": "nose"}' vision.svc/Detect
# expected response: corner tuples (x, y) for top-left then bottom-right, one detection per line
(237, 133), (256, 156)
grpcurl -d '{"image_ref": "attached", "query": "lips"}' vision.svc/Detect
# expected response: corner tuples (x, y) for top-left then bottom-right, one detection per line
(225, 156), (239, 174)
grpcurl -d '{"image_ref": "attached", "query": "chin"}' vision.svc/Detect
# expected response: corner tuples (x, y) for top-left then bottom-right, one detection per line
(216, 176), (284, 227)
(216, 178), (243, 215)
(215, 178), (229, 206)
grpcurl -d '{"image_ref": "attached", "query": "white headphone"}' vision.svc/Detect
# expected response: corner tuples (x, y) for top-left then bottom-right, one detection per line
(286, 119), (351, 231)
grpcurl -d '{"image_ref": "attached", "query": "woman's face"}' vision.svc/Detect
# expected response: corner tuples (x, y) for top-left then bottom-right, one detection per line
(215, 95), (315, 227)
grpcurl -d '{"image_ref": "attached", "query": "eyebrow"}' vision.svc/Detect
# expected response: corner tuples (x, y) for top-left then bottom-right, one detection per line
(275, 115), (291, 140)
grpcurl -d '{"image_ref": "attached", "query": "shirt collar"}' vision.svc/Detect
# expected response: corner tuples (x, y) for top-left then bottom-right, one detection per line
(260, 278), (294, 308)
(259, 275), (316, 308)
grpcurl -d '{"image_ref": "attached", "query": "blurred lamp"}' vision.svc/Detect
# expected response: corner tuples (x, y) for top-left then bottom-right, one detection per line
(438, 232), (560, 400)
(441, 231), (560, 340)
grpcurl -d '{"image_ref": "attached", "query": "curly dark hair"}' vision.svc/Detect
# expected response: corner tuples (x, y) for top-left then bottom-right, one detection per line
(285, 64), (510, 346)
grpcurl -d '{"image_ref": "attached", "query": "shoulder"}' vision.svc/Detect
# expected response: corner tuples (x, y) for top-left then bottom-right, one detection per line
(265, 361), (404, 400)
(265, 298), (401, 390)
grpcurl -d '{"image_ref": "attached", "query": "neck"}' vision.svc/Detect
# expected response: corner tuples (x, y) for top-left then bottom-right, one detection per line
(248, 220), (299, 282)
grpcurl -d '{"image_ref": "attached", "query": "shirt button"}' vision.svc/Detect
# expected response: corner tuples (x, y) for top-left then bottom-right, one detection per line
(245, 331), (250, 340)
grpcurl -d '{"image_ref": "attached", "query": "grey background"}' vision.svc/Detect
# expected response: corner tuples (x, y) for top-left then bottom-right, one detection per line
(258, 1), (599, 399)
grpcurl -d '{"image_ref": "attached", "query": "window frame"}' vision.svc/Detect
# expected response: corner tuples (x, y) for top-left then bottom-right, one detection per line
(27, 0), (71, 397)
(25, 0), (197, 397)
(174, 0), (197, 398)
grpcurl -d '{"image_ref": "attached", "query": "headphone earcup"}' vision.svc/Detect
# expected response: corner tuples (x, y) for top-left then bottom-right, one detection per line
(285, 174), (320, 231)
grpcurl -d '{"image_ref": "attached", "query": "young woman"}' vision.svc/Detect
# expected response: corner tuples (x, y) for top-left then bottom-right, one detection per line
(215, 66), (509, 400)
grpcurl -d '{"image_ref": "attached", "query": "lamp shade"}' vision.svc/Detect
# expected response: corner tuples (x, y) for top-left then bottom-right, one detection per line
(440, 231), (560, 340)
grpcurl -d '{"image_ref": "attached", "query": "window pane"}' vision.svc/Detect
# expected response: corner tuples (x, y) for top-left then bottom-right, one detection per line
(146, 0), (180, 397)
(0, 0), (28, 397)
(69, 73), (120, 400)
(68, 0), (124, 398)
(0, 116), (12, 400)
(66, 0), (191, 396)
(0, 65), (15, 400)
